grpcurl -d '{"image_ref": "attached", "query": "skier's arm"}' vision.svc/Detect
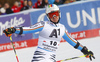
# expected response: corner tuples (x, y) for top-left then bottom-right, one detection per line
(62, 31), (83, 50)
(62, 30), (95, 61)
(15, 22), (44, 34)
(3, 21), (44, 36)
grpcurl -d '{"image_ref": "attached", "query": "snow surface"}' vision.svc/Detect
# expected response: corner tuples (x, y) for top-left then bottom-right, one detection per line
(0, 36), (100, 62)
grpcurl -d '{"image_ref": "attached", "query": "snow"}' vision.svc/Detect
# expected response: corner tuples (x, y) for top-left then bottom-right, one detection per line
(0, 36), (100, 62)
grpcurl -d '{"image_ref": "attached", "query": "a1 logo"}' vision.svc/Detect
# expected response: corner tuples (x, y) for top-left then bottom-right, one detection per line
(49, 29), (60, 38)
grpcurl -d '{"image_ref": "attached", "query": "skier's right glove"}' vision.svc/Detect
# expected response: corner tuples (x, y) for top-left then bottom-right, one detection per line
(3, 27), (16, 37)
(81, 46), (95, 61)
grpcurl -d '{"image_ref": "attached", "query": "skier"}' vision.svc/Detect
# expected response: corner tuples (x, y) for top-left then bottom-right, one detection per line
(3, 4), (95, 62)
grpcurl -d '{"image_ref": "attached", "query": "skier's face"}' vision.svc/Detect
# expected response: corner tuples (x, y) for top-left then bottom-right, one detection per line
(50, 16), (59, 23)
(48, 11), (60, 23)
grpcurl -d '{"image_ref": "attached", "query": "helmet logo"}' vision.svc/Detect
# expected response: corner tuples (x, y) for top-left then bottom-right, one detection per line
(48, 4), (54, 8)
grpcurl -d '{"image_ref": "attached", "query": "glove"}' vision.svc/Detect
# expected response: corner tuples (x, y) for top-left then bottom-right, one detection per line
(3, 27), (16, 37)
(81, 46), (95, 61)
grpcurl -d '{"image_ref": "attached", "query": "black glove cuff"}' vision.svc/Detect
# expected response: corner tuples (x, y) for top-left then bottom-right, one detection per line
(81, 46), (88, 54)
(19, 27), (23, 35)
(74, 41), (80, 49)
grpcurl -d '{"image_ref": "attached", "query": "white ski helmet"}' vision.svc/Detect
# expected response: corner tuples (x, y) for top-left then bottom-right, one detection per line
(45, 4), (61, 24)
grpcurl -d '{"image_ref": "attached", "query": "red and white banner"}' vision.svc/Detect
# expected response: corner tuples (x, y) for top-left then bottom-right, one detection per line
(69, 28), (100, 40)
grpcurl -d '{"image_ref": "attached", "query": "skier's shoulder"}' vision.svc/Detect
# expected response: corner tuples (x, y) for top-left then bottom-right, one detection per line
(30, 21), (45, 28)
(35, 21), (50, 26)
(58, 23), (65, 27)
(39, 21), (45, 26)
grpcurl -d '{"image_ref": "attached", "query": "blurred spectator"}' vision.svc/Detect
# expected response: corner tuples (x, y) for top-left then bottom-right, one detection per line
(76, 0), (82, 1)
(20, 0), (29, 11)
(54, 0), (62, 5)
(33, 0), (42, 8)
(20, 0), (24, 8)
(0, 3), (2, 9)
(61, 0), (66, 4)
(28, 0), (33, 9)
(11, 1), (21, 13)
(64, 0), (76, 4)
(4, 3), (13, 14)
(0, 7), (6, 15)
(38, 0), (49, 8)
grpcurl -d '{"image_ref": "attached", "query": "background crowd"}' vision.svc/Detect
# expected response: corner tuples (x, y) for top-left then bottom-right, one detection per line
(0, 0), (81, 15)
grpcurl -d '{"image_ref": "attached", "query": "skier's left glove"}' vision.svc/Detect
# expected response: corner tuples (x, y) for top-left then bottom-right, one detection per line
(81, 46), (95, 61)
(3, 27), (16, 37)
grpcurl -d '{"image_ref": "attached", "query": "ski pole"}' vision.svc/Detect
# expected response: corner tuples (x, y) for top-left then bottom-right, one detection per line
(58, 55), (86, 62)
(10, 36), (19, 62)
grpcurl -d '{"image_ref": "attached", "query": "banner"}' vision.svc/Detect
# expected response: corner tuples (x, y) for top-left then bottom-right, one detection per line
(0, 39), (38, 52)
(0, 13), (32, 44)
(59, 1), (100, 33)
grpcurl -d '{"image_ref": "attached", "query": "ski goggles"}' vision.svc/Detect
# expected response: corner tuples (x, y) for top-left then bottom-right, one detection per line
(48, 11), (60, 18)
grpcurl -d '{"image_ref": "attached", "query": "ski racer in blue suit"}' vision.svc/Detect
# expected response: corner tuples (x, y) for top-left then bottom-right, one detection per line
(3, 4), (95, 62)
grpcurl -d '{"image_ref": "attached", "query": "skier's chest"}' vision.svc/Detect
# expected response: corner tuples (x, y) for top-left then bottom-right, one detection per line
(39, 24), (65, 39)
